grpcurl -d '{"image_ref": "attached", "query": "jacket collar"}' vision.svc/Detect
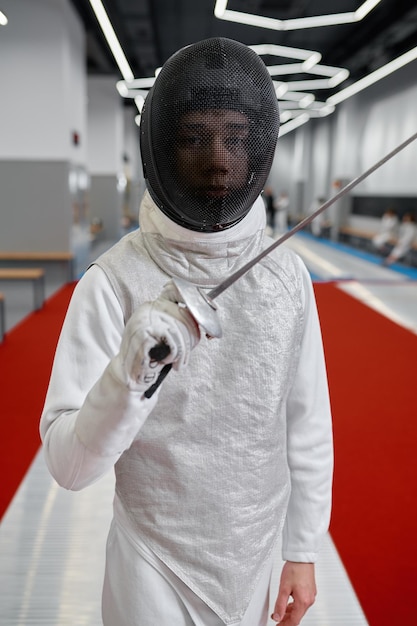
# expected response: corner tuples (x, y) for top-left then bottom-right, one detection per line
(137, 190), (267, 288)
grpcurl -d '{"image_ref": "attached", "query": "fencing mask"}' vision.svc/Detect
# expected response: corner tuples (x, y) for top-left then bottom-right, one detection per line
(140, 37), (280, 232)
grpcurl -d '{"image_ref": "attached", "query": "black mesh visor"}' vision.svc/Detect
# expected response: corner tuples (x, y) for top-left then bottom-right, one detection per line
(140, 37), (280, 232)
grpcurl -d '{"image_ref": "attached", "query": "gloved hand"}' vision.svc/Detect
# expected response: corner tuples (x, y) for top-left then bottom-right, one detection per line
(112, 287), (201, 393)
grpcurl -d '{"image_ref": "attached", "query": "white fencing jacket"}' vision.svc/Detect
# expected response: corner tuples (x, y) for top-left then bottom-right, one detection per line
(40, 191), (333, 624)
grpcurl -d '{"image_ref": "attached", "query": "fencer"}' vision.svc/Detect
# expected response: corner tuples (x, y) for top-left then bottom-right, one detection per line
(40, 37), (333, 626)
(372, 207), (398, 253)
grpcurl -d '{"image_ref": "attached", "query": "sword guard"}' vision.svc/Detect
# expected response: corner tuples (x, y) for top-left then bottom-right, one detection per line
(171, 277), (223, 339)
(143, 278), (222, 399)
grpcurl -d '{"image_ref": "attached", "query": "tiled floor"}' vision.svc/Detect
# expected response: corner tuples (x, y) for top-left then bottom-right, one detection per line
(3, 230), (416, 625)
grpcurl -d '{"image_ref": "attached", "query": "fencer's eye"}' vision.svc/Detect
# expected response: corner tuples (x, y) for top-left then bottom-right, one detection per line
(224, 136), (246, 151)
(179, 135), (206, 148)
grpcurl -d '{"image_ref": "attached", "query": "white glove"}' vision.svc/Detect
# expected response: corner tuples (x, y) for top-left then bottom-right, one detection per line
(112, 293), (201, 393)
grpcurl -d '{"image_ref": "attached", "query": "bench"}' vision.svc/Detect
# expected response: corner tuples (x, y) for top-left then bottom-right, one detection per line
(0, 268), (45, 311)
(0, 251), (74, 281)
(339, 225), (417, 248)
(0, 292), (4, 342)
(338, 226), (417, 266)
(339, 226), (377, 246)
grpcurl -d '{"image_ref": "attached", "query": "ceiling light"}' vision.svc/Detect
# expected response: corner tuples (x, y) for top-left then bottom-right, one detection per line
(280, 67), (349, 90)
(355, 0), (382, 21)
(285, 79), (336, 91)
(278, 100), (334, 112)
(327, 45), (417, 105)
(306, 65), (350, 79)
(214, 0), (382, 31)
(279, 114), (310, 137)
(251, 44), (349, 92)
(278, 101), (301, 110)
(280, 91), (315, 102)
(250, 43), (321, 65)
(318, 104), (336, 117)
(274, 82), (289, 98)
(116, 80), (152, 99)
(302, 55), (322, 71)
(299, 94), (315, 108)
(214, 0), (228, 17)
(116, 81), (129, 97)
(0, 10), (8, 25)
(88, 0), (134, 81)
(267, 63), (304, 76)
(216, 8), (285, 30)
(280, 110), (308, 121)
(264, 59), (349, 90)
(283, 13), (357, 30)
(280, 111), (293, 123)
(328, 69), (350, 87)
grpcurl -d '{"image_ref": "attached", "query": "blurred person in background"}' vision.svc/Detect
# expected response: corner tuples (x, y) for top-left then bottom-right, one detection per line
(372, 207), (398, 255)
(383, 211), (416, 265)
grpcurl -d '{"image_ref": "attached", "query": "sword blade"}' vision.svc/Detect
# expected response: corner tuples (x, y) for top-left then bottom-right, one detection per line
(207, 130), (417, 300)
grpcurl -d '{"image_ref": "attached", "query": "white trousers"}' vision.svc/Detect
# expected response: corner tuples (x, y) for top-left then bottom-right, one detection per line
(102, 516), (273, 626)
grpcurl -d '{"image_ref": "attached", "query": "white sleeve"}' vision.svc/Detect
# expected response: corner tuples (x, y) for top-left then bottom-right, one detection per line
(40, 265), (158, 491)
(282, 258), (334, 563)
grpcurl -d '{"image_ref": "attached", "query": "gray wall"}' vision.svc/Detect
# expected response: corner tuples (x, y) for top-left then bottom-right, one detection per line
(88, 174), (122, 241)
(0, 160), (72, 250)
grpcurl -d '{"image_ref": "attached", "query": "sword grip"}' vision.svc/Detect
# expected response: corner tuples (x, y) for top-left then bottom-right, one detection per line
(144, 363), (172, 398)
(143, 341), (173, 399)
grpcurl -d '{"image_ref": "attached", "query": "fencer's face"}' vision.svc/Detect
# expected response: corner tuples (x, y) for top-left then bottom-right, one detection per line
(176, 109), (250, 200)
